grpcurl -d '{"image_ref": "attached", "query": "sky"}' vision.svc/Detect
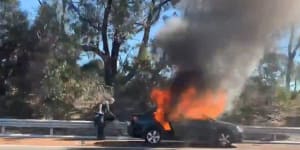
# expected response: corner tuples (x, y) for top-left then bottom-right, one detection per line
(19, 0), (40, 22)
(77, 9), (179, 66)
(18, 0), (300, 90)
(19, 0), (299, 63)
(18, 0), (178, 66)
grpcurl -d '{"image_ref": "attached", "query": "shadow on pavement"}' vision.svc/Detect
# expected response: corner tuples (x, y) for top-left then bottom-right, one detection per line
(93, 141), (237, 149)
(65, 141), (237, 150)
(244, 133), (289, 141)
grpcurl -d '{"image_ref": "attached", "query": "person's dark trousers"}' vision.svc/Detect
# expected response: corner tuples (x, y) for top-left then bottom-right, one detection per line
(97, 122), (105, 140)
(94, 113), (105, 140)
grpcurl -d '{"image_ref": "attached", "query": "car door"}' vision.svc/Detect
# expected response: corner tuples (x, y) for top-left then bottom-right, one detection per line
(171, 119), (215, 142)
(195, 120), (215, 141)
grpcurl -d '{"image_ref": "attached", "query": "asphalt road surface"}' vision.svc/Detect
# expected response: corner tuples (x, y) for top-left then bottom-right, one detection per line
(1, 136), (300, 150)
(2, 143), (300, 150)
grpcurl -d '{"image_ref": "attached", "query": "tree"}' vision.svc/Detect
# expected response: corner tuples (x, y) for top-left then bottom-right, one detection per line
(27, 2), (84, 119)
(225, 52), (287, 125)
(28, 1), (117, 119)
(258, 52), (286, 86)
(0, 0), (30, 95)
(0, 0), (34, 118)
(286, 26), (300, 90)
(0, 0), (179, 119)
(68, 0), (176, 86)
(294, 64), (300, 91)
(112, 42), (173, 120)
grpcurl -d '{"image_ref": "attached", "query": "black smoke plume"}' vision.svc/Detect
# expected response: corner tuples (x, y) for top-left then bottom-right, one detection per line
(156, 0), (300, 111)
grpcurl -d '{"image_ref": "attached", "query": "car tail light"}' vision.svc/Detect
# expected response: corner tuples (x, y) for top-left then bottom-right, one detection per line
(132, 116), (138, 122)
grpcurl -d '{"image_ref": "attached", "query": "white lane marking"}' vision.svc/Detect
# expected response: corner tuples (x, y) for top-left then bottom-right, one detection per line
(243, 140), (300, 144)
(0, 145), (215, 150)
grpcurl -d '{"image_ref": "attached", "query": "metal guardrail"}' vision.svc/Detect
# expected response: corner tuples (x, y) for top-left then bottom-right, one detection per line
(0, 119), (127, 136)
(242, 125), (300, 140)
(0, 119), (94, 135)
(1, 118), (300, 140)
(242, 125), (300, 134)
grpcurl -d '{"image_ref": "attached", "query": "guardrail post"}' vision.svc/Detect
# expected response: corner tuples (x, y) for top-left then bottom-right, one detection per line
(1, 126), (5, 134)
(272, 134), (277, 141)
(50, 128), (54, 135)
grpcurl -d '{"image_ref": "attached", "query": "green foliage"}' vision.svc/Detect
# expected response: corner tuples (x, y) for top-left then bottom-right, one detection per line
(257, 52), (286, 86)
(0, 95), (33, 119)
(3, 0), (300, 124)
(23, 2), (79, 119)
(66, 0), (175, 85)
(81, 60), (104, 77)
(0, 0), (34, 118)
(276, 87), (291, 102)
(224, 52), (293, 125)
(2, 0), (169, 119)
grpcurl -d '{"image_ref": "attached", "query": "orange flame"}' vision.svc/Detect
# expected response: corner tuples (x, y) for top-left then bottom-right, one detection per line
(169, 87), (227, 121)
(150, 89), (172, 131)
(151, 87), (227, 131)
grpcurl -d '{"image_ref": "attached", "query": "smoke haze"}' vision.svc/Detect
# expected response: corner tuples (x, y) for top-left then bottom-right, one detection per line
(156, 0), (300, 112)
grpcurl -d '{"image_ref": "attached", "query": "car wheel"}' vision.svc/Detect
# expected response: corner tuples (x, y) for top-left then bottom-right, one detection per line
(216, 131), (232, 147)
(145, 129), (161, 144)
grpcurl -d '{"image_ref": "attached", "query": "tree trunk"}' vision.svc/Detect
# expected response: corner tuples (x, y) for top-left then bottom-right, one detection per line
(294, 78), (297, 92)
(286, 58), (293, 90)
(286, 26), (296, 91)
(138, 25), (151, 58)
(104, 59), (114, 86)
(102, 30), (122, 86)
(111, 31), (122, 79)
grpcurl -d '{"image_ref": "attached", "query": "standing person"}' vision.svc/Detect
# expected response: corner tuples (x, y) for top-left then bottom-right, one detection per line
(94, 97), (115, 140)
(94, 103), (105, 140)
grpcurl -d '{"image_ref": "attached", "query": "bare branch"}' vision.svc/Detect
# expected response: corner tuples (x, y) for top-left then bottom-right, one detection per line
(292, 39), (300, 57)
(122, 68), (138, 84)
(101, 0), (113, 55)
(288, 25), (300, 58)
(134, 22), (145, 26)
(133, 0), (171, 34)
(131, 0), (172, 79)
(135, 27), (144, 33)
(149, 0), (171, 26)
(68, 1), (101, 31)
(81, 45), (107, 60)
(155, 0), (172, 10)
(152, 0), (156, 5)
(139, 0), (168, 55)
(37, 0), (42, 5)
(151, 7), (161, 24)
(288, 26), (295, 56)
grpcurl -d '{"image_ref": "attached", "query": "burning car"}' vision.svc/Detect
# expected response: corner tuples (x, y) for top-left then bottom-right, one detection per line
(127, 110), (243, 147)
(127, 71), (243, 147)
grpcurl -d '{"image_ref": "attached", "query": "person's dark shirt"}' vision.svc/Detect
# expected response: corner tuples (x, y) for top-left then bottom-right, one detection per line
(94, 112), (104, 126)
